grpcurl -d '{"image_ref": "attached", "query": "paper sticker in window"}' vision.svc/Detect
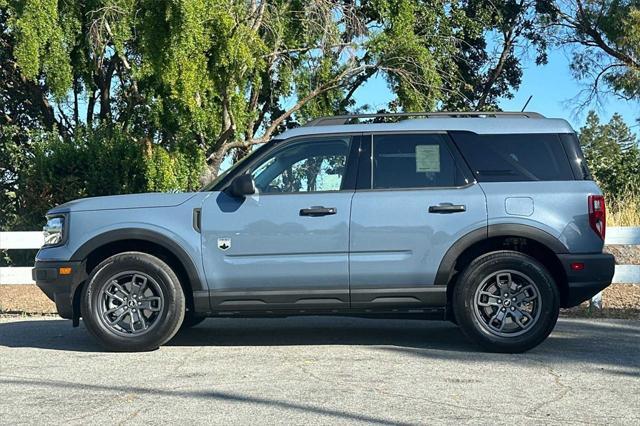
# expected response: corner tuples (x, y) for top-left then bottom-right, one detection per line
(416, 145), (440, 172)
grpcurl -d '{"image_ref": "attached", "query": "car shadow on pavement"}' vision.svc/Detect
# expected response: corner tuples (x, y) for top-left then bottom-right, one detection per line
(0, 376), (413, 426)
(0, 316), (639, 371)
(171, 316), (473, 350)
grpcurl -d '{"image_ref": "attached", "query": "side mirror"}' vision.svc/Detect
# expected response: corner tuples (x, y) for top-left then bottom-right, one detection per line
(228, 174), (256, 198)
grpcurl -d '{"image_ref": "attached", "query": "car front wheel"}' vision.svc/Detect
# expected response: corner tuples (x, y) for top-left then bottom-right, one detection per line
(453, 250), (560, 353)
(81, 252), (185, 351)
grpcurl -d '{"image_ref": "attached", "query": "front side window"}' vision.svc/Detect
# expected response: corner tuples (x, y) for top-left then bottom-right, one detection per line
(251, 137), (350, 193)
(372, 134), (467, 189)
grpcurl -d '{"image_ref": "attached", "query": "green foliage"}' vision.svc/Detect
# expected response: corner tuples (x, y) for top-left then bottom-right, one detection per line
(557, 0), (640, 103)
(579, 111), (640, 198)
(0, 125), (28, 231)
(145, 140), (205, 192)
(1, 0), (639, 238)
(10, 0), (72, 98)
(367, 0), (444, 111)
(9, 127), (204, 230)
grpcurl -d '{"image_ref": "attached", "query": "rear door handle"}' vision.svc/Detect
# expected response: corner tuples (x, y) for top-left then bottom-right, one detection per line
(428, 203), (466, 214)
(300, 206), (337, 217)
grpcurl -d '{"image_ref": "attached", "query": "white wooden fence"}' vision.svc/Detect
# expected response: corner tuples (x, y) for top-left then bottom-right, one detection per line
(1, 228), (640, 285)
(1, 232), (45, 285)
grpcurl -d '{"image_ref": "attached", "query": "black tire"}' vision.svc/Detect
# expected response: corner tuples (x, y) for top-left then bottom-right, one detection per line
(81, 252), (185, 352)
(180, 311), (207, 329)
(453, 250), (560, 353)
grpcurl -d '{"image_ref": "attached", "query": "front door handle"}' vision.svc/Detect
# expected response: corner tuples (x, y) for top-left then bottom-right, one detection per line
(428, 203), (466, 214)
(300, 206), (337, 217)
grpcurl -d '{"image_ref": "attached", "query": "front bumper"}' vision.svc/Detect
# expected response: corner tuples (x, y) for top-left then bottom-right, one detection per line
(558, 253), (616, 307)
(33, 261), (86, 321)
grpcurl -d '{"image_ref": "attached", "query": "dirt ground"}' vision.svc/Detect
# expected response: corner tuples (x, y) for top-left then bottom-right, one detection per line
(605, 245), (640, 265)
(0, 285), (57, 315)
(1, 284), (638, 319)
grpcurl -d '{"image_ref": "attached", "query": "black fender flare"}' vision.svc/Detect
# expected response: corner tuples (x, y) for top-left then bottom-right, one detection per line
(434, 224), (569, 287)
(70, 228), (205, 292)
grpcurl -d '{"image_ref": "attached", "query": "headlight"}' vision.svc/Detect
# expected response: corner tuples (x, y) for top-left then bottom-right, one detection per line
(43, 216), (65, 246)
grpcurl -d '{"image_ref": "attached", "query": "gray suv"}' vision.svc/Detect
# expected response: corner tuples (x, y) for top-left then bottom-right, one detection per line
(33, 112), (615, 353)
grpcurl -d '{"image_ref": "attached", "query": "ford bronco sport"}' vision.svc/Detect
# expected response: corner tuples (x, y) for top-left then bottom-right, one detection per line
(33, 112), (615, 352)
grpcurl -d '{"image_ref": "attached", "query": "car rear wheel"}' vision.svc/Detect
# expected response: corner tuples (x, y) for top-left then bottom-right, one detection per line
(81, 252), (185, 351)
(453, 250), (560, 353)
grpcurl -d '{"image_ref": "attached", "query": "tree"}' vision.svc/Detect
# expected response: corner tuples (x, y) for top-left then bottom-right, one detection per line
(550, 0), (640, 105)
(3, 0), (450, 180)
(2, 0), (564, 234)
(579, 111), (640, 197)
(437, 0), (554, 110)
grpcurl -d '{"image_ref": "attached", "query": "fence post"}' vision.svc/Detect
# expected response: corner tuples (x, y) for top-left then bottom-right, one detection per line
(590, 291), (603, 309)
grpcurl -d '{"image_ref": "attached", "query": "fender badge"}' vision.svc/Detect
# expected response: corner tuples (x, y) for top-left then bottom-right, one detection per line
(217, 238), (231, 251)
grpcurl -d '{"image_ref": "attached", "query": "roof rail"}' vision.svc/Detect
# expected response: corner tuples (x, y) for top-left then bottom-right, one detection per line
(304, 111), (545, 126)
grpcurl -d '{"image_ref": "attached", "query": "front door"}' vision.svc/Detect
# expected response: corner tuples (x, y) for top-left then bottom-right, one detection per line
(201, 135), (357, 310)
(349, 133), (487, 308)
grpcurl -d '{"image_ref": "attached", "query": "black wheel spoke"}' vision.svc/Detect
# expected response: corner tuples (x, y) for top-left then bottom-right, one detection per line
(478, 291), (501, 307)
(130, 274), (148, 298)
(107, 309), (128, 326)
(514, 285), (537, 303)
(138, 296), (162, 312)
(512, 308), (534, 329)
(111, 281), (130, 297)
(496, 272), (513, 295)
(137, 310), (147, 329)
(105, 290), (125, 303)
(128, 310), (137, 333)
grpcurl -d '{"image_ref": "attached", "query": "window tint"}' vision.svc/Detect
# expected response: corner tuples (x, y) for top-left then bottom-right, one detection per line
(559, 133), (592, 180)
(372, 134), (467, 189)
(251, 138), (350, 193)
(452, 133), (574, 182)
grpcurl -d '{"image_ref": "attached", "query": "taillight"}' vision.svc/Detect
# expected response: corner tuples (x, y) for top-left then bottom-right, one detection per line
(588, 195), (606, 240)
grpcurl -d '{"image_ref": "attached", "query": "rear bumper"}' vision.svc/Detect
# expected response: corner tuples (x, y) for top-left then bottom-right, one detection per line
(33, 261), (86, 320)
(557, 253), (615, 308)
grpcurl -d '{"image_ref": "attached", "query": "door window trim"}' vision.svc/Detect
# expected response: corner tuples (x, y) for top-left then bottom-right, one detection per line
(220, 133), (363, 195)
(356, 131), (476, 192)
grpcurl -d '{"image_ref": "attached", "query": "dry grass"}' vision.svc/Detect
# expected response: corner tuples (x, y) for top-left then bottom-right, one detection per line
(608, 191), (640, 227)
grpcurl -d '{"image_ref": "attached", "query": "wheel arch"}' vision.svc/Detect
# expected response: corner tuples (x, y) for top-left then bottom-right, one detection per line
(437, 224), (570, 308)
(70, 228), (207, 321)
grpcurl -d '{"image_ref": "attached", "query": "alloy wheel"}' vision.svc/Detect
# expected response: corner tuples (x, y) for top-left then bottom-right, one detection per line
(472, 270), (541, 337)
(97, 271), (165, 336)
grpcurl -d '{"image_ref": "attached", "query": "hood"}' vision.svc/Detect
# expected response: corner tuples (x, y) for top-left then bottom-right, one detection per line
(47, 192), (200, 214)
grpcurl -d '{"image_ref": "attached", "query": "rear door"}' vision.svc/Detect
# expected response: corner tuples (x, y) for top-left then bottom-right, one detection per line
(349, 132), (487, 308)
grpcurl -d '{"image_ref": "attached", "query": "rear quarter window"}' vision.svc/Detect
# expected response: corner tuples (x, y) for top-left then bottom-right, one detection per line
(559, 133), (592, 180)
(451, 132), (575, 182)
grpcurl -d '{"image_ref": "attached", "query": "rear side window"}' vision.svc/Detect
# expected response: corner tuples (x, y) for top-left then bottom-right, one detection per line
(372, 134), (467, 189)
(451, 132), (575, 182)
(559, 133), (592, 180)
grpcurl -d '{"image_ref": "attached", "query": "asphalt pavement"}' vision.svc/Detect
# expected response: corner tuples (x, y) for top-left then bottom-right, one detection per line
(0, 316), (638, 425)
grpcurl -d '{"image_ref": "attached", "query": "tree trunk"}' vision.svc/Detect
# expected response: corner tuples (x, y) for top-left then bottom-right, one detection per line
(207, 151), (226, 181)
(476, 33), (514, 109)
(87, 91), (96, 127)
